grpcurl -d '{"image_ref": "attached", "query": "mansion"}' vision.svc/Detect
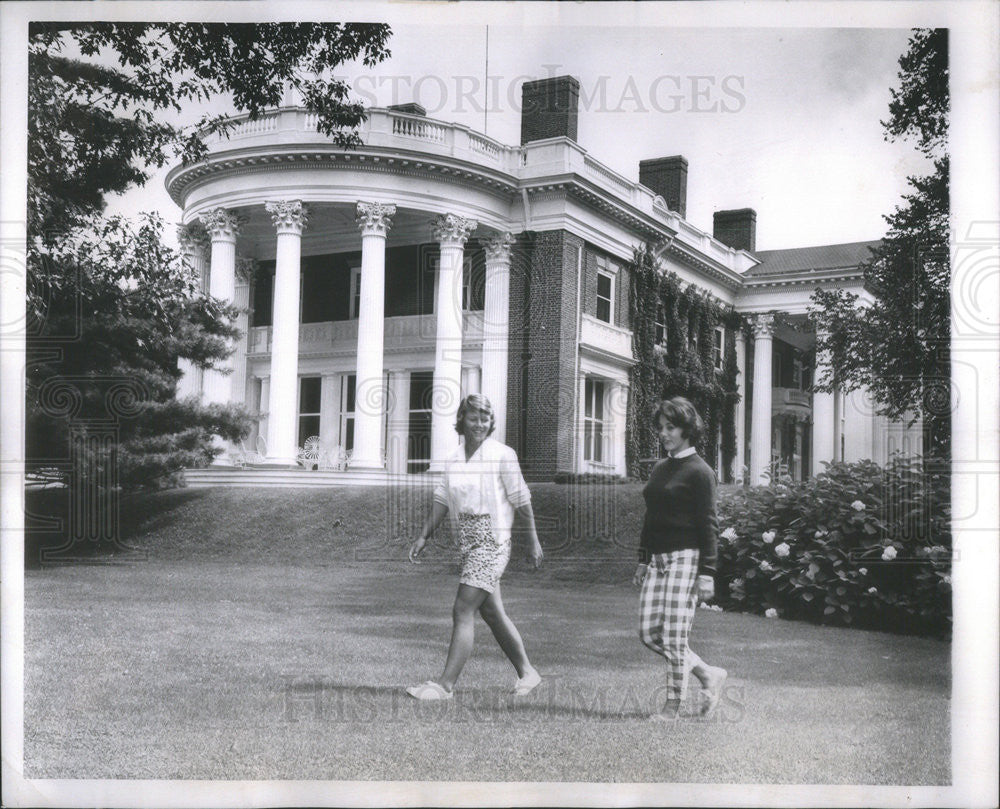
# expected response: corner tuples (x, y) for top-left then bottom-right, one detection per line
(168, 76), (921, 485)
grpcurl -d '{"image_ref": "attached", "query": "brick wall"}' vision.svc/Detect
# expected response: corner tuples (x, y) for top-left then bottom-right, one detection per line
(505, 230), (582, 480)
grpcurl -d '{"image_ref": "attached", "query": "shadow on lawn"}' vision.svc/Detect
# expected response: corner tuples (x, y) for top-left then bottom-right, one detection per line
(24, 487), (211, 568)
(277, 678), (747, 724)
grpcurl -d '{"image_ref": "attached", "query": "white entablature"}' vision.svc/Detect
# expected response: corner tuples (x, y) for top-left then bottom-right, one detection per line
(165, 105), (755, 280)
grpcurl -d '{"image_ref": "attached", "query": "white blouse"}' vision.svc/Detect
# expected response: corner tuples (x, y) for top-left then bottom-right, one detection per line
(433, 438), (532, 545)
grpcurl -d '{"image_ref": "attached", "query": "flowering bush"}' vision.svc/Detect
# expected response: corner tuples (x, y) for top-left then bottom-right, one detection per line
(716, 456), (951, 637)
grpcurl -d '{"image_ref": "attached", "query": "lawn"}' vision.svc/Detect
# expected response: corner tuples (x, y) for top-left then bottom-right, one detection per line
(23, 486), (950, 783)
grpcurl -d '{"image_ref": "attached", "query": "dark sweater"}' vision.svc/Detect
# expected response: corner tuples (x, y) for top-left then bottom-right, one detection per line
(638, 453), (719, 575)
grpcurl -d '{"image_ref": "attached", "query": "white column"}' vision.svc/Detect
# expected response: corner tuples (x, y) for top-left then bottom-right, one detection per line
(461, 366), (482, 399)
(200, 209), (240, 407)
(387, 371), (410, 475)
(481, 232), (513, 442)
(200, 209), (241, 465)
(319, 374), (338, 461)
(734, 329), (747, 483)
(811, 328), (836, 477)
(350, 201), (396, 470)
(430, 213), (477, 469)
(176, 223), (210, 400)
(264, 200), (308, 466)
(749, 314), (775, 485)
(231, 257), (255, 406)
(258, 376), (270, 450)
(610, 381), (628, 477)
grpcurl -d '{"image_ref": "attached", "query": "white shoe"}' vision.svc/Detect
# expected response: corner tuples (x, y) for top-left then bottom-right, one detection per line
(513, 668), (541, 696)
(699, 667), (728, 715)
(405, 680), (453, 700)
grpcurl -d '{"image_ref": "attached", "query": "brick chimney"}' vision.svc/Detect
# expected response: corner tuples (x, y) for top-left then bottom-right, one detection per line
(388, 102), (426, 116)
(639, 156), (688, 218)
(713, 208), (757, 253)
(520, 76), (581, 144)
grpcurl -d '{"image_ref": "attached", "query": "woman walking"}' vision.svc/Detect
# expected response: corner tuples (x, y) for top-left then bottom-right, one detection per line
(407, 393), (544, 700)
(634, 396), (727, 720)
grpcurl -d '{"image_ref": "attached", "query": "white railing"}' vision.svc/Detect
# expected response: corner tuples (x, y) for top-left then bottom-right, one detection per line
(469, 132), (502, 162)
(584, 155), (634, 199)
(249, 313), (484, 354)
(218, 113), (280, 140)
(391, 114), (447, 144)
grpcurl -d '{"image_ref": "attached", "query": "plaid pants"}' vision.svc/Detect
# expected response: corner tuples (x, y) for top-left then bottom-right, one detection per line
(638, 548), (701, 702)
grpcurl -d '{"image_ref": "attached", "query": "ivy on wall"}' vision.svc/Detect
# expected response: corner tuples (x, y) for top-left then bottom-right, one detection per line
(627, 245), (742, 480)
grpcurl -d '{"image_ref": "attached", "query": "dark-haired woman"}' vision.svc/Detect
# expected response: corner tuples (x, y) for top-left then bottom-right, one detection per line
(633, 396), (728, 721)
(406, 394), (544, 700)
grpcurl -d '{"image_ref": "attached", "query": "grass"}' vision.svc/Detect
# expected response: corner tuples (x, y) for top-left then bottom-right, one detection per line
(23, 486), (950, 783)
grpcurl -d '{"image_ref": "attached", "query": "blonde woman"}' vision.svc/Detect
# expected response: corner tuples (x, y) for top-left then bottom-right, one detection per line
(407, 394), (544, 700)
(634, 396), (728, 720)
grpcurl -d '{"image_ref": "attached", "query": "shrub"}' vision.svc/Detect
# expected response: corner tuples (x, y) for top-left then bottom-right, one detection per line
(716, 455), (951, 637)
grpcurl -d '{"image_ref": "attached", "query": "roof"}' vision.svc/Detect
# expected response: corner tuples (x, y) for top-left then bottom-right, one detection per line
(747, 240), (882, 278)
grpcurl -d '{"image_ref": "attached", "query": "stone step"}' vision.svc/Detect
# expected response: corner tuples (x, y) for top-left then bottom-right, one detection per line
(182, 468), (435, 489)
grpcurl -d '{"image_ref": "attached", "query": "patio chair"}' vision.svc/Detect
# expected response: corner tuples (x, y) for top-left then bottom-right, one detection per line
(298, 435), (322, 470)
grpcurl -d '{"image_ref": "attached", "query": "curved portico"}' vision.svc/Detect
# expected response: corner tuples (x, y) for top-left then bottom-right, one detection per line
(168, 116), (520, 474)
(171, 83), (907, 487)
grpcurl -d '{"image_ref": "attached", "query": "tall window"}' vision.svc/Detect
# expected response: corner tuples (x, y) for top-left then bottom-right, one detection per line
(713, 326), (725, 370)
(298, 377), (322, 447)
(339, 374), (356, 451)
(583, 377), (605, 463)
(596, 270), (613, 323)
(407, 371), (434, 473)
(349, 267), (362, 319)
(655, 304), (667, 347)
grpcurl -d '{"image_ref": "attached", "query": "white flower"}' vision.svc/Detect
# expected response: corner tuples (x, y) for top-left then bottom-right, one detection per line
(721, 527), (738, 542)
(710, 604), (723, 612)
(759, 560), (773, 573)
(881, 546), (897, 561)
(765, 608), (778, 618)
(762, 530), (776, 544)
(699, 601), (711, 610)
(851, 500), (866, 511)
(867, 586), (878, 595)
(732, 578), (744, 589)
(942, 575), (952, 585)
(774, 542), (790, 558)
(814, 529), (827, 539)
(858, 567), (868, 576)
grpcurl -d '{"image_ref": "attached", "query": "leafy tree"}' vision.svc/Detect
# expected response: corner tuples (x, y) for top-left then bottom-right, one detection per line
(28, 22), (391, 242)
(26, 23), (392, 499)
(27, 213), (254, 488)
(810, 29), (950, 457)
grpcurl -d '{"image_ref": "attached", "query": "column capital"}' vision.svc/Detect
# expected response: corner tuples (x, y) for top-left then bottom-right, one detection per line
(752, 313), (776, 338)
(483, 232), (515, 263)
(177, 222), (211, 256)
(356, 201), (397, 236)
(265, 200), (309, 235)
(432, 213), (478, 247)
(202, 208), (244, 243)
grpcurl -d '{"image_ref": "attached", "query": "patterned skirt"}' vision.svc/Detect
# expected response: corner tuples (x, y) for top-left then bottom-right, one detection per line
(457, 513), (510, 593)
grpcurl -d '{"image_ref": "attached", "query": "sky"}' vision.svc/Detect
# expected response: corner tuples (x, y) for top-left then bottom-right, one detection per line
(107, 20), (925, 253)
